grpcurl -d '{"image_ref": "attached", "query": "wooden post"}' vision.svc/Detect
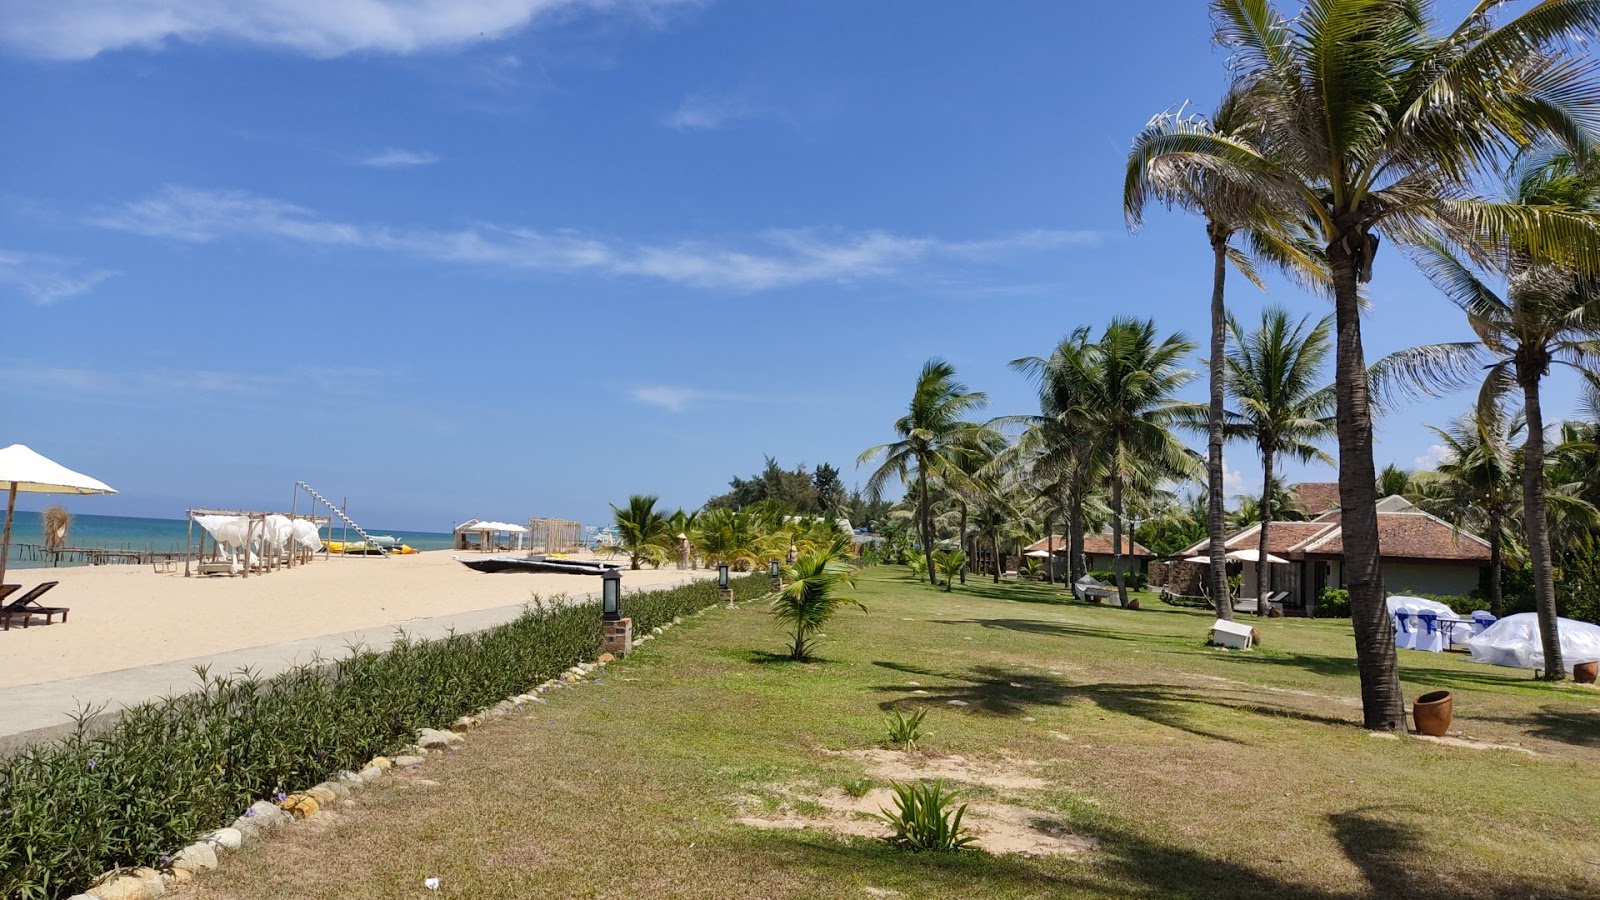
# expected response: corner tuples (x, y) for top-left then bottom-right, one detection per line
(0, 482), (17, 586)
(243, 515), (255, 579)
(288, 486), (298, 570)
(184, 511), (194, 577)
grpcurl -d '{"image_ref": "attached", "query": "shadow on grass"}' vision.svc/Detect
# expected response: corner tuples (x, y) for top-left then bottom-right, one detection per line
(930, 618), (1145, 643)
(870, 662), (1355, 742)
(1217, 650), (1550, 697)
(1477, 704), (1600, 747)
(739, 649), (834, 667)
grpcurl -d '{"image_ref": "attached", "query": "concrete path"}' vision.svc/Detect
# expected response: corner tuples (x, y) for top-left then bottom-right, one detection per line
(0, 591), (597, 755)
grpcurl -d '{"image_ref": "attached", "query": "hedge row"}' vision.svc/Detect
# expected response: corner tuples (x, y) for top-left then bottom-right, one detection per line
(0, 573), (769, 899)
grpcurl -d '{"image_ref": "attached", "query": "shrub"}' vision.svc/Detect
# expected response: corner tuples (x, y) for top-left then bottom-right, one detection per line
(878, 780), (976, 852)
(1089, 569), (1148, 591)
(1316, 588), (1351, 618)
(0, 574), (761, 899)
(772, 537), (865, 660)
(884, 708), (929, 752)
(931, 549), (967, 591)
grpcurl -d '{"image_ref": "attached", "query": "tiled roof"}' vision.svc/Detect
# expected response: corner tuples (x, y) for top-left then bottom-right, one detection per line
(1294, 482), (1341, 515)
(1178, 521), (1335, 557)
(1294, 511), (1490, 561)
(1024, 534), (1151, 557)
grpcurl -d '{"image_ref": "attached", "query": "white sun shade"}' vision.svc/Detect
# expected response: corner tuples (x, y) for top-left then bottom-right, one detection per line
(0, 444), (116, 495)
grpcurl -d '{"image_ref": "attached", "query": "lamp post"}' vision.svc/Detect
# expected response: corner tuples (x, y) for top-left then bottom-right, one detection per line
(718, 562), (733, 607)
(769, 557), (783, 590)
(600, 567), (631, 656)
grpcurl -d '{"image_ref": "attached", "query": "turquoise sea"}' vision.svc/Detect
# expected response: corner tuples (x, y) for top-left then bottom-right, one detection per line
(2, 511), (455, 570)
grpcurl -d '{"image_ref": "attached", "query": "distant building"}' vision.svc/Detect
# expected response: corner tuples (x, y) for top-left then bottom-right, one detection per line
(1022, 533), (1153, 580)
(1293, 482), (1341, 517)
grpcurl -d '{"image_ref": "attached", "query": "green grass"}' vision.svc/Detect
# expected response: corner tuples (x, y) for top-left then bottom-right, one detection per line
(188, 567), (1600, 899)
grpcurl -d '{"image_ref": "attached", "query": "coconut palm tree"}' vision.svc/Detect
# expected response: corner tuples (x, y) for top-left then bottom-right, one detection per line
(1068, 318), (1202, 606)
(1224, 307), (1336, 614)
(1411, 403), (1525, 616)
(1136, 0), (1600, 725)
(1375, 150), (1600, 679)
(611, 494), (671, 570)
(772, 535), (864, 660)
(1127, 88), (1322, 622)
(697, 506), (761, 571)
(859, 359), (989, 588)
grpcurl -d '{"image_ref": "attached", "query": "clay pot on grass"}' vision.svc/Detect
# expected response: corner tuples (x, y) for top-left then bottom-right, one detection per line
(1127, 598), (1141, 610)
(1413, 690), (1453, 737)
(1575, 661), (1598, 685)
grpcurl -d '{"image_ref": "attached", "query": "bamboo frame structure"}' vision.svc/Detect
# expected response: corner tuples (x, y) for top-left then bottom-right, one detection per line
(183, 508), (330, 578)
(527, 517), (583, 554)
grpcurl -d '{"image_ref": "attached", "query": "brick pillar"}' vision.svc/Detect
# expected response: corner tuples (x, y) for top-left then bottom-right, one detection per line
(719, 587), (734, 608)
(771, 576), (784, 591)
(603, 617), (633, 656)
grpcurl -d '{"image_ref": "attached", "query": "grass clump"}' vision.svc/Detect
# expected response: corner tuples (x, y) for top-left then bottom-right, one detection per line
(878, 779), (976, 853)
(884, 707), (929, 752)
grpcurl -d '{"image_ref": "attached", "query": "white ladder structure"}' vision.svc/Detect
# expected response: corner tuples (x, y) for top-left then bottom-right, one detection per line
(295, 482), (390, 557)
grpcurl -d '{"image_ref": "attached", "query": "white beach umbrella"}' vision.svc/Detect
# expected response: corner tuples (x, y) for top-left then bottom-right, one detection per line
(0, 444), (117, 584)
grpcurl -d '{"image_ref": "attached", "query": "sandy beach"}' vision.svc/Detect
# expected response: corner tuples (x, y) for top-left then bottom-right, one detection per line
(0, 551), (711, 690)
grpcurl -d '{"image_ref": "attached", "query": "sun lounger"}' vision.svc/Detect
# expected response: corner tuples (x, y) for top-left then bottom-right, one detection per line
(1235, 591), (1289, 614)
(0, 581), (67, 630)
(0, 585), (19, 605)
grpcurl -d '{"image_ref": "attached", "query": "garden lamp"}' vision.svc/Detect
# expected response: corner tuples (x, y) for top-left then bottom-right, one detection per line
(769, 558), (780, 578)
(601, 567), (622, 621)
(718, 563), (730, 589)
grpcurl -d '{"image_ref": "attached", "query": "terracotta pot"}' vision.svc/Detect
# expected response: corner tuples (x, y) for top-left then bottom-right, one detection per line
(1575, 661), (1598, 685)
(1413, 690), (1453, 737)
(1267, 607), (1283, 619)
(1250, 627), (1262, 647)
(1127, 598), (1141, 610)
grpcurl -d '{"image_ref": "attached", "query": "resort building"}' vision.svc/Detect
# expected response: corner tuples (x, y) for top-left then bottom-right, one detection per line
(1168, 496), (1490, 615)
(1022, 533), (1153, 581)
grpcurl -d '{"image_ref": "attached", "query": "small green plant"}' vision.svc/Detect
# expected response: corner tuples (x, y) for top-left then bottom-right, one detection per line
(884, 708), (929, 751)
(771, 536), (866, 660)
(1316, 587), (1351, 618)
(906, 554), (928, 581)
(878, 779), (977, 852)
(842, 777), (876, 799)
(931, 548), (967, 591)
(1021, 557), (1043, 579)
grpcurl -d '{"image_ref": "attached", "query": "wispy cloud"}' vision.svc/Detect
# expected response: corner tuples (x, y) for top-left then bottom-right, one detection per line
(667, 93), (760, 131)
(0, 362), (391, 398)
(359, 148), (441, 169)
(0, 249), (114, 304)
(1414, 444), (1453, 470)
(630, 385), (713, 412)
(92, 186), (1100, 291)
(0, 0), (704, 61)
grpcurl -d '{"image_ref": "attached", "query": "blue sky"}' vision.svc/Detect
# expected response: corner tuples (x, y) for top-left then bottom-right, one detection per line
(0, 0), (1569, 530)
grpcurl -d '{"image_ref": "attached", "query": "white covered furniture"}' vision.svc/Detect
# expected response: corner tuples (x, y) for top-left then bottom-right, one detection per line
(1394, 611), (1416, 650)
(1414, 612), (1446, 652)
(1211, 618), (1255, 650)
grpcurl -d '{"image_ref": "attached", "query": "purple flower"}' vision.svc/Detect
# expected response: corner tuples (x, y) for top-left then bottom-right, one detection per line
(274, 791), (287, 802)
(244, 808), (257, 818)
(86, 759), (97, 770)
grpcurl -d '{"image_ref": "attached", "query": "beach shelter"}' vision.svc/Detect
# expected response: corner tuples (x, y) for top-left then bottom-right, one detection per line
(0, 444), (117, 584)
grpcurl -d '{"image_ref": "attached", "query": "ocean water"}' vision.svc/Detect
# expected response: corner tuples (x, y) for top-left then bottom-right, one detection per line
(2, 511), (455, 570)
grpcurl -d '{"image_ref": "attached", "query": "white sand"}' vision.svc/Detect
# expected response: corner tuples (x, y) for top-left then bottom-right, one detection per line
(0, 551), (710, 689)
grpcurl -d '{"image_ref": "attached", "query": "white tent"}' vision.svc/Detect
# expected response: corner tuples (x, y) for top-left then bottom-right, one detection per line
(1468, 612), (1600, 670)
(0, 444), (117, 583)
(1184, 549), (1289, 565)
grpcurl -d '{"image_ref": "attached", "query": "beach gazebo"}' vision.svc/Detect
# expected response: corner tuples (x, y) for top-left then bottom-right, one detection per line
(454, 520), (528, 552)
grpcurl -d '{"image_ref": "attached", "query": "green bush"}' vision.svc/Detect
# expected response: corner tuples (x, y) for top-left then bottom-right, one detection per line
(1316, 588), (1351, 618)
(1089, 569), (1147, 591)
(0, 574), (761, 899)
(884, 708), (929, 752)
(878, 779), (977, 852)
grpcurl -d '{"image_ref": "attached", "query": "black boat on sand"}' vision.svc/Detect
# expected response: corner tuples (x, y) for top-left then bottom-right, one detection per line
(454, 555), (623, 575)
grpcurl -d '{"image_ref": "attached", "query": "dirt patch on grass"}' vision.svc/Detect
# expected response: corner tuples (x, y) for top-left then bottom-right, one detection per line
(824, 748), (1051, 791)
(736, 786), (1096, 857)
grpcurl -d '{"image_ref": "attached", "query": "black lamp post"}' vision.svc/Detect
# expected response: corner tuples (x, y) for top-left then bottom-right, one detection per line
(601, 568), (622, 621)
(718, 563), (730, 589)
(768, 558), (780, 579)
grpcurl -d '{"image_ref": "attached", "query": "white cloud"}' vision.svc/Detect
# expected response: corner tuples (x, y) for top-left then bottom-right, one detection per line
(667, 93), (759, 131)
(1414, 444), (1454, 470)
(1223, 462), (1249, 498)
(0, 0), (702, 61)
(0, 362), (390, 397)
(359, 148), (441, 169)
(92, 186), (1099, 291)
(0, 249), (114, 304)
(630, 385), (706, 412)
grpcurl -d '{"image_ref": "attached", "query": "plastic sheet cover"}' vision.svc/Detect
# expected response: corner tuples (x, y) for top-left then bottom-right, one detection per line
(1467, 612), (1600, 670)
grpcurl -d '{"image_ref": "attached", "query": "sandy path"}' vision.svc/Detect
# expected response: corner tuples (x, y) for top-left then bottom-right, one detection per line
(0, 551), (708, 689)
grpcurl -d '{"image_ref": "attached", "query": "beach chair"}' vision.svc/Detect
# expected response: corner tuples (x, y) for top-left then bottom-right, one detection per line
(1470, 610), (1496, 637)
(0, 582), (67, 631)
(0, 585), (19, 605)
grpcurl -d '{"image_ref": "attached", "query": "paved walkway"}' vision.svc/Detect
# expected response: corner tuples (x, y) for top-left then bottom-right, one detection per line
(0, 591), (596, 755)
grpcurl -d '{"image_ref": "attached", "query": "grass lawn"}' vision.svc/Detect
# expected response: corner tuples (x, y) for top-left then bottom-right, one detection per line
(188, 567), (1600, 899)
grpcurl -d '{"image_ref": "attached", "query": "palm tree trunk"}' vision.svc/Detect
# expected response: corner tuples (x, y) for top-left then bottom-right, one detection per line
(1330, 241), (1405, 731)
(1256, 445), (1275, 617)
(1111, 474), (1128, 606)
(1207, 228), (1234, 620)
(958, 502), (969, 584)
(1519, 370), (1565, 680)
(917, 466), (937, 587)
(1487, 507), (1503, 618)
(993, 534), (1002, 583)
(1045, 516), (1056, 585)
(1069, 472), (1087, 584)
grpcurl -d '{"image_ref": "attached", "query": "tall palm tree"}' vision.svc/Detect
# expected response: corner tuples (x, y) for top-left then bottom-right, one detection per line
(1411, 403), (1524, 616)
(1376, 464), (1416, 499)
(611, 494), (671, 571)
(1136, 0), (1600, 725)
(1225, 307), (1336, 614)
(1379, 151), (1600, 679)
(859, 359), (989, 587)
(1127, 89), (1321, 622)
(1068, 318), (1202, 606)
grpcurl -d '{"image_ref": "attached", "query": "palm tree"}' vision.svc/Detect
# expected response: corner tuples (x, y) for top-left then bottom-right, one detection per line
(1378, 150), (1600, 679)
(697, 506), (761, 571)
(611, 495), (671, 570)
(1411, 404), (1524, 616)
(1127, 89), (1321, 623)
(772, 536), (865, 660)
(931, 547), (966, 592)
(1136, 0), (1600, 725)
(1069, 318), (1201, 606)
(859, 359), (989, 588)
(1224, 307), (1336, 615)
